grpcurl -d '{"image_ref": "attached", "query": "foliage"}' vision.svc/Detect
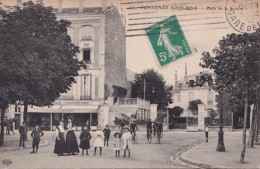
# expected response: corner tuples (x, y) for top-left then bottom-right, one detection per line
(169, 106), (184, 117)
(200, 29), (260, 163)
(131, 69), (173, 110)
(188, 99), (202, 111)
(0, 1), (85, 145)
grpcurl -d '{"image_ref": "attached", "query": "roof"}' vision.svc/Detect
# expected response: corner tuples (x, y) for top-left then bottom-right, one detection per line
(53, 6), (113, 14)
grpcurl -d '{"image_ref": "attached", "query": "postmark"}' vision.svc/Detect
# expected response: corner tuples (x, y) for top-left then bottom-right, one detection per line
(225, 0), (260, 33)
(145, 15), (192, 67)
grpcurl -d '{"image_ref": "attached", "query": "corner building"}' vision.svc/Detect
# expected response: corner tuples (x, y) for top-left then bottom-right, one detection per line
(13, 0), (127, 131)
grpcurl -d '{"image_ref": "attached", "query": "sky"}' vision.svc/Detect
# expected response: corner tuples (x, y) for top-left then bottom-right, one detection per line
(1, 0), (255, 85)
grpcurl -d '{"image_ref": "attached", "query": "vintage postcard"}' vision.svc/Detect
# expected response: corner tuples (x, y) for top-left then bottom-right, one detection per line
(0, 0), (259, 168)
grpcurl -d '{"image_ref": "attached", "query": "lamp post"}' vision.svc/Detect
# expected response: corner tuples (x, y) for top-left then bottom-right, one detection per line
(143, 79), (155, 101)
(216, 92), (225, 152)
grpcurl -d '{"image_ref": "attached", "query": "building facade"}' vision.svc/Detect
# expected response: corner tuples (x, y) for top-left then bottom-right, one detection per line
(11, 0), (128, 130)
(170, 64), (218, 130)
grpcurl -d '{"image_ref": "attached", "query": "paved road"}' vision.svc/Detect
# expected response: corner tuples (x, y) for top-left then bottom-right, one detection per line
(0, 131), (216, 168)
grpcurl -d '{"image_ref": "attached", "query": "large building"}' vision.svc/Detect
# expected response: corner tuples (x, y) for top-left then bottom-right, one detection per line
(170, 64), (218, 130)
(11, 0), (128, 130)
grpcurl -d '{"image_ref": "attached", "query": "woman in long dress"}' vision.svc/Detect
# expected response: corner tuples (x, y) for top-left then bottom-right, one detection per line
(93, 125), (104, 156)
(54, 121), (67, 156)
(66, 118), (79, 155)
(157, 24), (183, 60)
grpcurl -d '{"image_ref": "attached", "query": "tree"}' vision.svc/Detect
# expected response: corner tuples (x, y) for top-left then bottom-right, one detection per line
(169, 106), (184, 117)
(131, 69), (173, 110)
(188, 99), (202, 115)
(0, 1), (85, 145)
(200, 29), (260, 163)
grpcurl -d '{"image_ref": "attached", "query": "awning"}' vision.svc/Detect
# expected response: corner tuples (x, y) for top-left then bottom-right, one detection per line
(28, 105), (99, 113)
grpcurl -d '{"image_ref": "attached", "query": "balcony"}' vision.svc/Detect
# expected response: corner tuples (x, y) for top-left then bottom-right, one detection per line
(207, 101), (213, 105)
(81, 36), (92, 41)
(118, 98), (150, 108)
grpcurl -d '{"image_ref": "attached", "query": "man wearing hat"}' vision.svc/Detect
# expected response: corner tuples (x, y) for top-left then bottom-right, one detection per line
(121, 126), (132, 157)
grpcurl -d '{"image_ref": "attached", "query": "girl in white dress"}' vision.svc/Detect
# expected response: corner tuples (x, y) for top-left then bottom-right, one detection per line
(121, 126), (132, 157)
(93, 125), (104, 156)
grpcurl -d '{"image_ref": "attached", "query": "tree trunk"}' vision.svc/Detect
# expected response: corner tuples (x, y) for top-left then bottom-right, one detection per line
(0, 106), (7, 146)
(240, 87), (249, 163)
(255, 98), (260, 143)
(248, 104), (256, 148)
(23, 99), (28, 123)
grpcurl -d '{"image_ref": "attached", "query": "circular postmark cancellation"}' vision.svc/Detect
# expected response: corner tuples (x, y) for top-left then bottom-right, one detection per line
(2, 159), (12, 166)
(225, 0), (260, 33)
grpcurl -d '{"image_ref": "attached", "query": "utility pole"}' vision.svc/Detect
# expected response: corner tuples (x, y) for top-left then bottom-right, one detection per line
(144, 79), (146, 100)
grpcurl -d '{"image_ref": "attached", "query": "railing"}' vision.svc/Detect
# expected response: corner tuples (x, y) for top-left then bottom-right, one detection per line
(207, 101), (213, 105)
(118, 98), (150, 108)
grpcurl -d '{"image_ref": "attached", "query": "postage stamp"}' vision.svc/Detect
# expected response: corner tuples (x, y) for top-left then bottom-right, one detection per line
(145, 15), (192, 67)
(225, 0), (260, 33)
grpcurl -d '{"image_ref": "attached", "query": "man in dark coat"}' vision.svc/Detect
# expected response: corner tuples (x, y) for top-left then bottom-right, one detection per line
(19, 122), (26, 147)
(30, 124), (44, 154)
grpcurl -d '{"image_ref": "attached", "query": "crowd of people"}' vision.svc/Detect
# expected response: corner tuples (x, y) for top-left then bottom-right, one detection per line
(13, 118), (164, 158)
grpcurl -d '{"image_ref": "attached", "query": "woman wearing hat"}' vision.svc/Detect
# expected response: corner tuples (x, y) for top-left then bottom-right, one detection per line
(121, 126), (132, 157)
(66, 117), (79, 155)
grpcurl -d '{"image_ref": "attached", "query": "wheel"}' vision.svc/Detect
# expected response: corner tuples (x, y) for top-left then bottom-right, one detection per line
(148, 134), (152, 144)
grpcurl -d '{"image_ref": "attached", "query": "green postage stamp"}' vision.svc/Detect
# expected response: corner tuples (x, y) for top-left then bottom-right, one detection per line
(145, 15), (192, 67)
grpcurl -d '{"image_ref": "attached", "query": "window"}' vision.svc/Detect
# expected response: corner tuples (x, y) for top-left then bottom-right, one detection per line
(83, 48), (91, 63)
(188, 92), (194, 102)
(81, 75), (92, 100)
(177, 95), (181, 102)
(95, 77), (99, 98)
(207, 91), (213, 105)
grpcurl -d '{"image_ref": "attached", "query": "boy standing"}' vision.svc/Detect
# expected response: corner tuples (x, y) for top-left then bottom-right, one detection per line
(19, 122), (26, 147)
(205, 124), (209, 142)
(30, 124), (44, 154)
(103, 125), (111, 146)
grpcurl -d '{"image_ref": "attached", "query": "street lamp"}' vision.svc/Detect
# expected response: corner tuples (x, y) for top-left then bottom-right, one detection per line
(216, 92), (225, 152)
(143, 79), (155, 101)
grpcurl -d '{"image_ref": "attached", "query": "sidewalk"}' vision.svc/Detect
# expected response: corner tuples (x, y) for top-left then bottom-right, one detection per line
(0, 130), (50, 152)
(180, 132), (260, 168)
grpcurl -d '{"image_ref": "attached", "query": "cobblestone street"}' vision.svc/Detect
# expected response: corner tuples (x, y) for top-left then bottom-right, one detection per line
(0, 131), (212, 168)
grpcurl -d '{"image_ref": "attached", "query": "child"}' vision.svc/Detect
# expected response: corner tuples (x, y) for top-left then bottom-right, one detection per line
(103, 125), (111, 146)
(113, 132), (121, 157)
(121, 126), (132, 157)
(93, 125), (104, 156)
(79, 126), (91, 156)
(30, 124), (44, 154)
(205, 124), (209, 142)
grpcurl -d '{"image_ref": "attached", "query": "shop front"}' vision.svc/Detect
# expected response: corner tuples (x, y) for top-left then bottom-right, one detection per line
(27, 105), (98, 131)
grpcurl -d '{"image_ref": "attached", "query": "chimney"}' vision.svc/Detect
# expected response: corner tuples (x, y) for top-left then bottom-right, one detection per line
(58, 0), (63, 13)
(102, 0), (107, 12)
(79, 0), (84, 12)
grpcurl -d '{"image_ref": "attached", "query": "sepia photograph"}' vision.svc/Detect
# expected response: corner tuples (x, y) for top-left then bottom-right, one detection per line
(0, 0), (259, 168)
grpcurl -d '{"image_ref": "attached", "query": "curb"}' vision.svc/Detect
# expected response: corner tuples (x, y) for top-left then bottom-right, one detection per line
(169, 139), (206, 168)
(0, 140), (51, 152)
(178, 138), (226, 169)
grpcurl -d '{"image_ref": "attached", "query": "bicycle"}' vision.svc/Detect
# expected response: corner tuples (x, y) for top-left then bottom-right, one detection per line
(131, 130), (138, 144)
(147, 129), (153, 144)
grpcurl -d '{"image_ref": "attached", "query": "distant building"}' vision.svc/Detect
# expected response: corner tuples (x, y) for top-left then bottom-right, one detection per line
(170, 64), (218, 130)
(10, 0), (128, 130)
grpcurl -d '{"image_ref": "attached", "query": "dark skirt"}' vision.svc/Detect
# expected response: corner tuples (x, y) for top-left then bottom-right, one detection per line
(79, 139), (90, 150)
(66, 130), (79, 153)
(54, 134), (67, 154)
